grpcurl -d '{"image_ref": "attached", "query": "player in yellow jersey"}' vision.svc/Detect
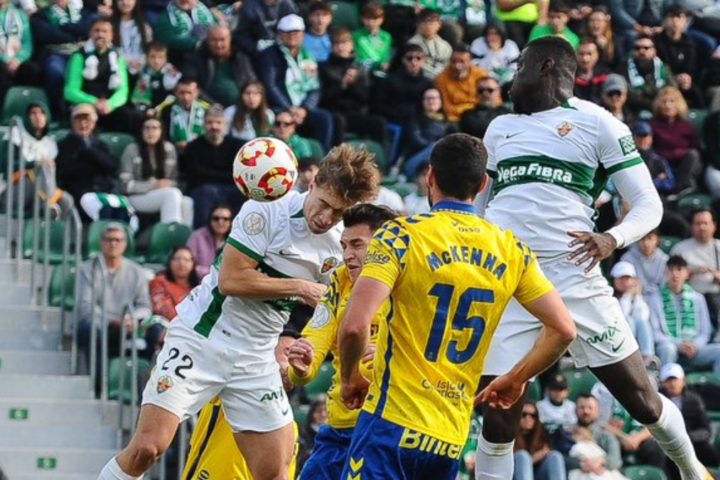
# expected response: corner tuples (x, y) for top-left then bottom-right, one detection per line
(338, 133), (578, 479)
(181, 330), (300, 480)
(287, 204), (398, 480)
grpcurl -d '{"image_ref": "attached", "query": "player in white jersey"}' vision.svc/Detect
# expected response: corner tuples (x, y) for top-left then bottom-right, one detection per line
(474, 36), (713, 480)
(97, 144), (379, 480)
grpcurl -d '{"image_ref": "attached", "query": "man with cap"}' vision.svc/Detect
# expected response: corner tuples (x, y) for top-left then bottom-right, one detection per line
(631, 120), (676, 196)
(537, 373), (578, 430)
(600, 73), (635, 125)
(611, 261), (656, 360)
(233, 0), (297, 59)
(257, 13), (335, 152)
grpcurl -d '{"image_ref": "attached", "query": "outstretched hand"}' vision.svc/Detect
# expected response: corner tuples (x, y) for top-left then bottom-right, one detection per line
(567, 231), (617, 273)
(474, 375), (526, 409)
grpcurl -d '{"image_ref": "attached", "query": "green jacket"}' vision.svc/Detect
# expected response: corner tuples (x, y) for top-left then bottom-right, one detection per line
(352, 28), (392, 70)
(0, 4), (32, 63)
(528, 24), (580, 49)
(64, 49), (130, 111)
(154, 6), (218, 54)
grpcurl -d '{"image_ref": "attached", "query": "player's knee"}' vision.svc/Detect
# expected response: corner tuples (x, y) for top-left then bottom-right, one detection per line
(623, 390), (663, 425)
(129, 441), (166, 469)
(254, 468), (289, 480)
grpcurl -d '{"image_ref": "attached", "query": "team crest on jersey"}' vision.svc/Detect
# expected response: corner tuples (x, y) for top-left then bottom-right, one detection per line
(243, 212), (266, 235)
(556, 121), (574, 137)
(157, 375), (174, 394)
(320, 257), (338, 274)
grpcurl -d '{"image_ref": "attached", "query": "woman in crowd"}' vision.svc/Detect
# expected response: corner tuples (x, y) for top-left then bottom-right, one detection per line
(585, 7), (620, 69)
(186, 204), (232, 278)
(111, 0), (153, 77)
(224, 81), (274, 142)
(297, 396), (329, 473)
(514, 401), (567, 480)
(149, 246), (199, 322)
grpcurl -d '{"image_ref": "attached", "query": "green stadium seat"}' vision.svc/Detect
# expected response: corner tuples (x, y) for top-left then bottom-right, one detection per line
(622, 465), (668, 480)
(48, 128), (70, 142)
(108, 357), (152, 404)
(22, 219), (68, 264)
(97, 132), (136, 159)
(331, 1), (361, 30)
(294, 404), (310, 429)
(686, 371), (720, 388)
(688, 109), (708, 147)
(659, 236), (682, 254)
(307, 138), (325, 159)
(709, 467), (720, 480)
(47, 264), (76, 310)
(305, 361), (335, 398)
(526, 378), (542, 402)
(146, 222), (192, 264)
(347, 139), (389, 174)
(677, 192), (713, 214)
(85, 220), (135, 259)
(564, 367), (598, 401)
(1, 86), (51, 125)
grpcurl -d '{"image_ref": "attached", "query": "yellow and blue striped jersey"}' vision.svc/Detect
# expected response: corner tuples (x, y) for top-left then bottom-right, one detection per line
(182, 398), (298, 480)
(290, 264), (388, 429)
(360, 200), (554, 445)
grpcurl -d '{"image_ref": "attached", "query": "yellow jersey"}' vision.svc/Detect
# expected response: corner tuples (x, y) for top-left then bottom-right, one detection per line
(290, 264), (388, 429)
(182, 398), (298, 480)
(360, 201), (554, 446)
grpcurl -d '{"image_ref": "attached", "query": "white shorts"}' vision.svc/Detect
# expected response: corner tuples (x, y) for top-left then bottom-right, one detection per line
(483, 254), (639, 375)
(141, 321), (293, 432)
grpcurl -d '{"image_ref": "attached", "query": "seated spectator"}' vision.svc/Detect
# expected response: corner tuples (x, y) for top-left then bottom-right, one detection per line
(649, 86), (701, 192)
(529, 0), (580, 49)
(353, 2), (392, 73)
(631, 120), (676, 196)
(403, 87), (457, 179)
(0, 0), (39, 103)
(514, 401), (567, 480)
(258, 14), (335, 152)
(131, 42), (182, 116)
(157, 77), (211, 154)
(372, 167), (405, 214)
(408, 8), (452, 80)
(608, 0), (664, 54)
(537, 373), (578, 431)
(600, 74), (636, 125)
(154, 0), (218, 60)
(297, 396), (328, 471)
(233, 0), (297, 59)
(574, 394), (623, 471)
(64, 18), (143, 135)
(119, 117), (193, 226)
(150, 246), (199, 321)
(574, 38), (609, 104)
(649, 255), (720, 377)
(435, 44), (488, 122)
(620, 35), (674, 115)
(110, 0), (152, 77)
(470, 23), (520, 88)
(303, 1), (332, 63)
(621, 229), (669, 297)
(224, 80), (274, 142)
(459, 76), (511, 140)
(77, 223), (153, 375)
(182, 105), (244, 227)
(319, 28), (387, 146)
(187, 204), (232, 278)
(585, 7), (621, 69)
(182, 25), (256, 107)
(404, 161), (430, 215)
(659, 363), (720, 480)
(494, 0), (549, 49)
(271, 110), (313, 158)
(704, 109), (720, 197)
(702, 48), (720, 112)
(610, 261), (655, 358)
(567, 432), (629, 480)
(293, 157), (319, 193)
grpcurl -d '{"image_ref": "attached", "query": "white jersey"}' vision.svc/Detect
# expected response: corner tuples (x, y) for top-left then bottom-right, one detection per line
(175, 191), (343, 371)
(484, 97), (643, 257)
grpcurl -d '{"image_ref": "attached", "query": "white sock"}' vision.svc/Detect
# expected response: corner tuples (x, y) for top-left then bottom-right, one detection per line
(475, 435), (515, 480)
(645, 395), (706, 480)
(97, 457), (143, 480)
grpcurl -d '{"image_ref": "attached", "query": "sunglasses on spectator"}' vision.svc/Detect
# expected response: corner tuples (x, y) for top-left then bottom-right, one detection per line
(605, 90), (623, 97)
(212, 215), (231, 222)
(522, 411), (538, 418)
(634, 44), (653, 51)
(404, 55), (424, 61)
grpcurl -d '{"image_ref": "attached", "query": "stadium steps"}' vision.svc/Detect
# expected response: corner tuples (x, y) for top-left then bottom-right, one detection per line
(0, 448), (115, 479)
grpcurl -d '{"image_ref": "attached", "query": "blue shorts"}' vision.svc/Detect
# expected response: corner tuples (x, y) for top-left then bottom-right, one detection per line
(299, 425), (354, 480)
(340, 411), (461, 480)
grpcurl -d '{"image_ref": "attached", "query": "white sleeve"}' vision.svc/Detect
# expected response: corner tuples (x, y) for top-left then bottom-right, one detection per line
(474, 177), (494, 218)
(596, 109), (644, 173)
(476, 120), (500, 218)
(605, 164), (663, 249)
(226, 201), (274, 262)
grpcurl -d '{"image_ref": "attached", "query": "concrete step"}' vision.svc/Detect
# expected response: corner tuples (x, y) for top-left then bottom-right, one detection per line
(0, 425), (118, 449)
(0, 330), (61, 350)
(0, 374), (92, 400)
(0, 398), (118, 428)
(0, 350), (71, 375)
(0, 306), (62, 333)
(0, 283), (32, 306)
(0, 258), (33, 283)
(0, 447), (116, 476)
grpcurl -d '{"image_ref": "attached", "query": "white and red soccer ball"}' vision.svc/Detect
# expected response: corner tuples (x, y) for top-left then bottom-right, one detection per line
(233, 137), (298, 202)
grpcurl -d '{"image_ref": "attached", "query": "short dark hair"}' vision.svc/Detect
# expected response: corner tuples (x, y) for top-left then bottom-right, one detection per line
(177, 76), (198, 88)
(342, 203), (398, 232)
(415, 161), (430, 177)
(146, 41), (168, 54)
(308, 0), (332, 14)
(417, 8), (440, 22)
(579, 36), (599, 49)
(452, 43), (472, 55)
(524, 36), (577, 81)
(575, 393), (597, 402)
(691, 208), (716, 223)
(429, 133), (486, 200)
(89, 17), (111, 30)
(667, 255), (688, 269)
(330, 26), (353, 44)
(298, 157), (320, 172)
(664, 3), (686, 17)
(635, 33), (654, 44)
(361, 2), (384, 19)
(549, 0), (571, 13)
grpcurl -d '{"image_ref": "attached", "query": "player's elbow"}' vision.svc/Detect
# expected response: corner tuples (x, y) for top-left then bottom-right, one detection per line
(554, 316), (577, 347)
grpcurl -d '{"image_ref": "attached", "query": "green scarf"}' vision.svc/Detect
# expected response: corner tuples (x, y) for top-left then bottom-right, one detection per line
(660, 283), (698, 340)
(81, 39), (121, 91)
(132, 64), (181, 106)
(166, 1), (214, 34)
(0, 4), (24, 58)
(170, 100), (206, 143)
(45, 3), (81, 26)
(627, 57), (668, 89)
(280, 45), (320, 107)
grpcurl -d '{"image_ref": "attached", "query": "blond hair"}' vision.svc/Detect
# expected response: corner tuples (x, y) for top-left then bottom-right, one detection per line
(315, 143), (379, 203)
(653, 86), (689, 119)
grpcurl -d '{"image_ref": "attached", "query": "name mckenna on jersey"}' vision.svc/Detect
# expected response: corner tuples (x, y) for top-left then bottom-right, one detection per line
(496, 163), (573, 185)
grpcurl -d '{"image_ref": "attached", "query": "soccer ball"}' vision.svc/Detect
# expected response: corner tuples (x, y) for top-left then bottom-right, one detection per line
(233, 137), (298, 202)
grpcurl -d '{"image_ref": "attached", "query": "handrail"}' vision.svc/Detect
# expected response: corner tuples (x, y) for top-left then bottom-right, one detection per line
(4, 121), (17, 259)
(29, 173), (40, 304)
(41, 197), (51, 309)
(14, 118), (28, 278)
(66, 207), (82, 374)
(89, 255), (107, 399)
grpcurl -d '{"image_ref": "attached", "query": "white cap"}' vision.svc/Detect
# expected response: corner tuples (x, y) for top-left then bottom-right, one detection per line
(660, 363), (685, 381)
(611, 261), (637, 278)
(277, 14), (305, 32)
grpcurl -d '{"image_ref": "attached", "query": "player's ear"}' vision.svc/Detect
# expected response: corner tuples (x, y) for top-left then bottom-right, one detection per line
(427, 166), (436, 189)
(539, 58), (555, 77)
(478, 173), (488, 193)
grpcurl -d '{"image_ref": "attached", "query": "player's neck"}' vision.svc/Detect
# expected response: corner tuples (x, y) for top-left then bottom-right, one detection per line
(526, 91), (571, 114)
(430, 191), (472, 207)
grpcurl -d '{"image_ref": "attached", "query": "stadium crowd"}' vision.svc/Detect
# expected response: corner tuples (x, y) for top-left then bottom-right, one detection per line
(1, 0), (720, 478)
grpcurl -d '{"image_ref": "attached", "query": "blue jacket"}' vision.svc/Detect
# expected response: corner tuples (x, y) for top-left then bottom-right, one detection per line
(256, 44), (320, 113)
(609, 0), (668, 29)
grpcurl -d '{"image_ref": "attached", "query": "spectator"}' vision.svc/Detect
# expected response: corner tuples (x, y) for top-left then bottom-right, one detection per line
(529, 0), (581, 49)
(186, 204), (232, 278)
(460, 76), (512, 140)
(574, 394), (623, 471)
(705, 109), (720, 197)
(494, 0), (549, 49)
(271, 110), (313, 158)
(672, 209), (720, 328)
(372, 168), (405, 214)
(605, 397), (665, 470)
(610, 261), (656, 358)
(514, 401), (567, 480)
(630, 120), (676, 196)
(154, 0), (218, 60)
(649, 255), (720, 376)
(402, 86), (457, 179)
(131, 42), (181, 116)
(608, 0), (665, 52)
(353, 2), (392, 72)
(119, 117), (193, 226)
(567, 432), (629, 480)
(302, 0), (332, 62)
(182, 105), (244, 228)
(621, 229), (669, 297)
(408, 8), (452, 80)
(224, 80), (274, 142)
(537, 373), (578, 431)
(232, 0), (297, 59)
(0, 0), (38, 103)
(319, 27), (387, 146)
(586, 6), (621, 68)
(182, 25), (256, 107)
(297, 396), (328, 472)
(156, 77), (211, 154)
(659, 363), (720, 480)
(110, 0), (152, 77)
(574, 38), (609, 104)
(404, 161), (430, 214)
(620, 34), (674, 114)
(600, 74), (636, 125)
(469, 23), (520, 88)
(649, 86), (701, 192)
(435, 44), (488, 122)
(293, 157), (318, 193)
(149, 246), (199, 321)
(257, 13), (335, 152)
(702, 48), (720, 112)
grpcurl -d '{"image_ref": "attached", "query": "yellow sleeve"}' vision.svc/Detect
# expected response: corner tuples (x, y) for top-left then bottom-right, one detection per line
(513, 243), (555, 305)
(359, 221), (405, 289)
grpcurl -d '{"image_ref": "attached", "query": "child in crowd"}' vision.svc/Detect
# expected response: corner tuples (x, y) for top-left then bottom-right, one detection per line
(131, 42), (181, 116)
(353, 2), (392, 72)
